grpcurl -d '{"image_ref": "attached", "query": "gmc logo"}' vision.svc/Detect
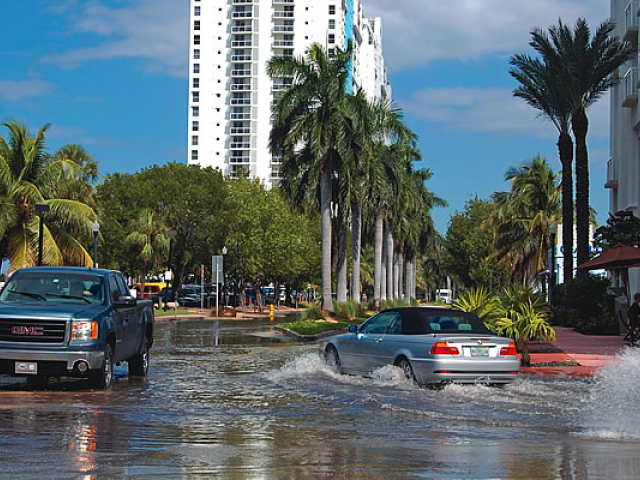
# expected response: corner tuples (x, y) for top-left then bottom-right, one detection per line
(11, 326), (44, 336)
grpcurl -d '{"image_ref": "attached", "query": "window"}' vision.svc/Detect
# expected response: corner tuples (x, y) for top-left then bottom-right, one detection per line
(329, 5), (335, 14)
(194, 49), (200, 59)
(194, 35), (200, 45)
(329, 19), (335, 29)
(192, 120), (199, 131)
(328, 34), (335, 44)
(194, 6), (200, 16)
(109, 276), (120, 302)
(193, 78), (199, 88)
(192, 135), (199, 146)
(191, 150), (198, 161)
(194, 20), (200, 30)
(192, 91), (199, 102)
(360, 312), (401, 334)
(193, 63), (200, 73)
(192, 106), (199, 117)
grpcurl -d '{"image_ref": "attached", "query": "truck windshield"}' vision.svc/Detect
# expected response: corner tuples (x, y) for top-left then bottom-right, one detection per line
(0, 272), (105, 305)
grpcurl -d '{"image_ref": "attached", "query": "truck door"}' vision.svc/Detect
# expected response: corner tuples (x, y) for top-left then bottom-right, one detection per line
(115, 274), (139, 359)
(109, 275), (128, 361)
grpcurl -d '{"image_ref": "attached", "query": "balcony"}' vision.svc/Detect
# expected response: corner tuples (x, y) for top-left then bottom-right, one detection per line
(231, 127), (251, 134)
(230, 112), (251, 120)
(230, 98), (251, 105)
(231, 40), (252, 48)
(230, 142), (251, 149)
(232, 0), (253, 4)
(625, 0), (638, 43)
(623, 68), (638, 107)
(273, 0), (295, 3)
(273, 25), (294, 32)
(273, 11), (294, 18)
(231, 83), (251, 91)
(605, 157), (618, 189)
(232, 11), (254, 19)
(231, 54), (252, 62)
(231, 26), (252, 34)
(272, 83), (292, 91)
(273, 40), (294, 47)
(230, 156), (251, 164)
(231, 69), (252, 77)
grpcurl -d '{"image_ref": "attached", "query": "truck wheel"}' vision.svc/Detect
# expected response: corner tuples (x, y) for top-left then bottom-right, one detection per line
(89, 344), (113, 389)
(128, 337), (149, 377)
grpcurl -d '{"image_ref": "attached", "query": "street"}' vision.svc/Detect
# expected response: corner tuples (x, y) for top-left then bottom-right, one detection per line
(1, 318), (639, 478)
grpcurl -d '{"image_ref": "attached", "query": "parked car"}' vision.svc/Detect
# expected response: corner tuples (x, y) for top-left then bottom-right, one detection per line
(324, 307), (519, 386)
(0, 267), (154, 389)
(177, 286), (204, 307)
(132, 282), (166, 300)
(152, 288), (173, 306)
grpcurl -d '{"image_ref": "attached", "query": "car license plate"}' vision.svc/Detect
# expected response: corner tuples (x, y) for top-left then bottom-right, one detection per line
(471, 347), (489, 357)
(15, 362), (38, 375)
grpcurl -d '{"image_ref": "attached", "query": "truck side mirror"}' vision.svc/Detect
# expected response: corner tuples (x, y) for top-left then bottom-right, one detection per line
(114, 295), (137, 308)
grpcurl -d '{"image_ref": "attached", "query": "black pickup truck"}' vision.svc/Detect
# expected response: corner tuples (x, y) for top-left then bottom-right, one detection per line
(0, 267), (154, 389)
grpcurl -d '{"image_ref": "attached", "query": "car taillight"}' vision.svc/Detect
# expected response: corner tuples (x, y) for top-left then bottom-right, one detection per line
(430, 342), (459, 355)
(500, 342), (517, 356)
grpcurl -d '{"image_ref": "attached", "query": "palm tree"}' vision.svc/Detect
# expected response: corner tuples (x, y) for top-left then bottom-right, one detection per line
(549, 19), (633, 270)
(0, 121), (98, 269)
(268, 42), (353, 312)
(125, 209), (169, 297)
(510, 37), (574, 283)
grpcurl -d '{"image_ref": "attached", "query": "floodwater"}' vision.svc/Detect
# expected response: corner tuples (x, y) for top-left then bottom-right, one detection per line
(1, 318), (640, 479)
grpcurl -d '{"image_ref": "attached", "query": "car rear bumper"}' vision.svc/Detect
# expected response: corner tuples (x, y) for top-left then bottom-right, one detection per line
(411, 357), (520, 385)
(0, 348), (104, 375)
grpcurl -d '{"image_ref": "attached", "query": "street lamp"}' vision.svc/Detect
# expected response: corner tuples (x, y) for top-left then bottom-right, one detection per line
(165, 229), (177, 311)
(35, 204), (50, 266)
(91, 221), (100, 268)
(549, 223), (557, 305)
(222, 246), (228, 307)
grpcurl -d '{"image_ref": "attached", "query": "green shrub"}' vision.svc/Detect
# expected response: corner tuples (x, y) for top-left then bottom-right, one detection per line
(453, 286), (501, 327)
(282, 320), (348, 335)
(300, 304), (324, 321)
(334, 299), (358, 320)
(381, 298), (406, 309)
(552, 274), (617, 335)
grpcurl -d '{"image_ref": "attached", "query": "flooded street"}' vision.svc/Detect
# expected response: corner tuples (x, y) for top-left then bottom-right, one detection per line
(1, 318), (640, 478)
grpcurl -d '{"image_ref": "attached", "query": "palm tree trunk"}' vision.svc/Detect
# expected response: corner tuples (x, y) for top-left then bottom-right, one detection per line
(351, 200), (362, 304)
(381, 239), (387, 302)
(373, 214), (384, 308)
(404, 256), (411, 304)
(398, 251), (404, 301)
(558, 130), (574, 284)
(386, 229), (394, 301)
(320, 159), (333, 312)
(412, 255), (417, 300)
(337, 211), (348, 303)
(572, 107), (590, 274)
(393, 251), (399, 299)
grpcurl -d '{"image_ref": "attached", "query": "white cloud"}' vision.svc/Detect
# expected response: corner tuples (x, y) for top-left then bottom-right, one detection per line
(401, 87), (609, 139)
(0, 79), (56, 102)
(365, 0), (610, 71)
(41, 0), (188, 77)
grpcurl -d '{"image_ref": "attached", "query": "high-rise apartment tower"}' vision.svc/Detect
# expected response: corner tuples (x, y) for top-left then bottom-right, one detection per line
(187, 0), (391, 187)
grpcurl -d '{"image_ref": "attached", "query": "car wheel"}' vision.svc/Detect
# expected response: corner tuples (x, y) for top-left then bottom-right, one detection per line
(324, 345), (341, 373)
(128, 337), (150, 377)
(395, 357), (416, 382)
(89, 344), (114, 389)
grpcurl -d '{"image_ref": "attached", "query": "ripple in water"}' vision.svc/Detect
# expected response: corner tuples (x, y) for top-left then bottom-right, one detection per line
(581, 347), (640, 439)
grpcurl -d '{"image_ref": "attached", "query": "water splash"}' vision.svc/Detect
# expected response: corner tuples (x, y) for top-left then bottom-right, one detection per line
(580, 347), (640, 439)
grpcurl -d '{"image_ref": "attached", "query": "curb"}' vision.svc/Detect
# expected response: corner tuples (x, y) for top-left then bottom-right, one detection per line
(273, 325), (346, 342)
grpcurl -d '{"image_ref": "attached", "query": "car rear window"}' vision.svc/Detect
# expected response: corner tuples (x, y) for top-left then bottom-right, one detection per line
(402, 311), (491, 335)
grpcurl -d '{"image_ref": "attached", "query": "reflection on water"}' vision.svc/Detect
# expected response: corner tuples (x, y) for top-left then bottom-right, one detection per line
(1, 319), (640, 478)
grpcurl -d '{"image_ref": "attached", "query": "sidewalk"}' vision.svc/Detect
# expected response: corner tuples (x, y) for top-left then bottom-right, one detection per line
(520, 326), (628, 378)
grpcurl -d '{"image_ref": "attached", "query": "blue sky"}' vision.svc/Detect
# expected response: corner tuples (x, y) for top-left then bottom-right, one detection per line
(1, 0), (612, 233)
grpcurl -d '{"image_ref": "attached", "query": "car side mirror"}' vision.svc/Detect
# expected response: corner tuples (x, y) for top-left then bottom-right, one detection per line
(114, 295), (137, 308)
(348, 324), (358, 333)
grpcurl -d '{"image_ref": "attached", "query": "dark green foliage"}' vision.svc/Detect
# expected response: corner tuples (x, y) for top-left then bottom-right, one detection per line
(301, 305), (324, 321)
(334, 299), (357, 320)
(552, 274), (617, 334)
(281, 320), (349, 336)
(594, 210), (640, 249)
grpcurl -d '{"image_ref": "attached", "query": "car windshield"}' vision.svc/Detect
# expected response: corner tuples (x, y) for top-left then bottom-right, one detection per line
(403, 311), (492, 335)
(0, 272), (105, 305)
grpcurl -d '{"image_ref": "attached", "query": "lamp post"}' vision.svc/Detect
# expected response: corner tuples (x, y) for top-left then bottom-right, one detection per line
(35, 204), (50, 266)
(549, 223), (557, 305)
(222, 246), (228, 307)
(165, 229), (177, 311)
(91, 221), (100, 268)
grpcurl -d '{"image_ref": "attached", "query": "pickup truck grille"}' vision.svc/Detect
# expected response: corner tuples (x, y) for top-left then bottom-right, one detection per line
(0, 318), (68, 344)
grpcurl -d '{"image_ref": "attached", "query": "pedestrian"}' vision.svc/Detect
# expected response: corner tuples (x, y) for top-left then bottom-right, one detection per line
(627, 292), (640, 345)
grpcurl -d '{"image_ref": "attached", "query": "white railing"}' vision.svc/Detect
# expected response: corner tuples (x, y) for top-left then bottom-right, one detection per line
(273, 25), (294, 32)
(232, 40), (252, 47)
(625, 0), (638, 37)
(626, 67), (637, 98)
(231, 127), (251, 134)
(231, 70), (252, 77)
(230, 113), (251, 120)
(272, 84), (291, 91)
(273, 40), (294, 47)
(231, 55), (252, 62)
(231, 84), (251, 91)
(273, 0), (294, 3)
(230, 142), (251, 149)
(273, 11), (294, 18)
(232, 11), (253, 19)
(230, 157), (251, 164)
(231, 26), (252, 33)
(230, 98), (251, 105)
(607, 157), (615, 181)
(232, 0), (253, 4)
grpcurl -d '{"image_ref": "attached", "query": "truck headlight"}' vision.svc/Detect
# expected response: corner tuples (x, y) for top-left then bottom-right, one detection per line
(72, 321), (98, 341)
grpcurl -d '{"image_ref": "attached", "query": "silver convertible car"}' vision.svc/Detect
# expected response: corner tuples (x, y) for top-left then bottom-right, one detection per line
(324, 307), (520, 386)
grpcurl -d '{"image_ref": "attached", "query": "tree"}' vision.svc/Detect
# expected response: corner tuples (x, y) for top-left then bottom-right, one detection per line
(268, 42), (353, 312)
(594, 210), (640, 249)
(0, 121), (97, 269)
(510, 35), (574, 283)
(125, 209), (169, 296)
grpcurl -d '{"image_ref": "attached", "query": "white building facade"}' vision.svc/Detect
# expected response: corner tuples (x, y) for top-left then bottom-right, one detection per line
(609, 0), (640, 292)
(187, 0), (391, 187)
